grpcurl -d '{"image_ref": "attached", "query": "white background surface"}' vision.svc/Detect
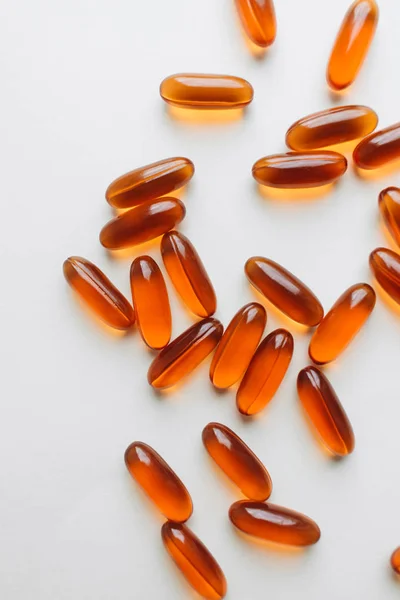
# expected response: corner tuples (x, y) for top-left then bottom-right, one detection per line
(1, 0), (400, 598)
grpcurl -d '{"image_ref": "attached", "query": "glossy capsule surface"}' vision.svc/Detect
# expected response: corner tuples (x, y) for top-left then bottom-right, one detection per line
(148, 318), (223, 389)
(124, 442), (192, 522)
(379, 188), (400, 247)
(353, 123), (400, 170)
(100, 197), (185, 250)
(202, 423), (272, 501)
(209, 303), (266, 389)
(391, 547), (400, 575)
(235, 0), (277, 48)
(327, 0), (379, 91)
(63, 256), (134, 330)
(309, 283), (376, 364)
(229, 500), (321, 547)
(130, 256), (171, 349)
(161, 231), (217, 317)
(160, 74), (254, 109)
(237, 329), (293, 416)
(370, 248), (400, 305)
(245, 257), (324, 326)
(286, 105), (378, 151)
(162, 522), (227, 600)
(105, 157), (194, 209)
(297, 367), (355, 457)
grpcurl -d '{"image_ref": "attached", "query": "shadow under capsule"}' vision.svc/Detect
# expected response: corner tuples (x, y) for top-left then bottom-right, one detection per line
(354, 158), (400, 181)
(166, 105), (247, 125)
(327, 84), (352, 103)
(101, 235), (166, 262)
(256, 182), (335, 203)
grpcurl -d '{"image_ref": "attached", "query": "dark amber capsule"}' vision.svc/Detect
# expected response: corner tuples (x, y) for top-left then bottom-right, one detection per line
(379, 188), (400, 247)
(100, 197), (185, 250)
(391, 547), (400, 575)
(124, 442), (193, 522)
(161, 522), (227, 600)
(327, 0), (379, 91)
(286, 105), (378, 151)
(309, 283), (376, 365)
(353, 123), (400, 170)
(105, 157), (195, 209)
(161, 231), (217, 318)
(297, 367), (355, 457)
(202, 423), (272, 501)
(148, 318), (223, 389)
(209, 303), (266, 389)
(370, 248), (400, 305)
(63, 256), (134, 330)
(237, 329), (293, 416)
(245, 256), (324, 326)
(160, 74), (254, 109)
(130, 256), (171, 349)
(229, 500), (321, 547)
(234, 0), (277, 48)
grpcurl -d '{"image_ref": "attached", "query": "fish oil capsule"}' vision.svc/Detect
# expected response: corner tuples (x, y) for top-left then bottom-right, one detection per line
(234, 0), (277, 48)
(105, 157), (195, 209)
(160, 74), (254, 109)
(161, 231), (217, 318)
(63, 256), (134, 330)
(309, 283), (376, 364)
(237, 329), (293, 416)
(209, 303), (266, 389)
(148, 318), (223, 389)
(327, 0), (379, 91)
(245, 256), (324, 326)
(99, 197), (185, 250)
(130, 256), (171, 349)
(391, 547), (400, 575)
(229, 500), (321, 547)
(353, 123), (400, 170)
(161, 522), (227, 600)
(370, 248), (400, 305)
(379, 188), (400, 247)
(285, 105), (378, 151)
(297, 367), (355, 457)
(125, 442), (193, 522)
(202, 423), (272, 501)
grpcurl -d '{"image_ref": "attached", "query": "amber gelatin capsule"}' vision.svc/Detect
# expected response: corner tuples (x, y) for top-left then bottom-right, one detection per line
(202, 423), (272, 501)
(309, 283), (376, 364)
(370, 248), (400, 305)
(130, 256), (171, 349)
(353, 123), (400, 170)
(229, 500), (321, 547)
(160, 73), (254, 109)
(63, 256), (134, 330)
(391, 547), (400, 575)
(209, 303), (266, 389)
(148, 318), (223, 389)
(237, 329), (293, 416)
(124, 442), (193, 522)
(235, 0), (277, 48)
(105, 157), (194, 209)
(162, 522), (227, 600)
(379, 188), (400, 247)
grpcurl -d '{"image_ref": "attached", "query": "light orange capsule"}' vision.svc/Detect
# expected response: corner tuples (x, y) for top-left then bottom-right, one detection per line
(391, 547), (400, 575)
(161, 231), (217, 317)
(353, 123), (400, 170)
(327, 0), (379, 91)
(100, 197), (185, 250)
(237, 329), (293, 416)
(105, 157), (195, 209)
(229, 500), (321, 547)
(370, 247), (400, 305)
(130, 256), (171, 349)
(148, 318), (223, 389)
(202, 423), (272, 501)
(63, 256), (134, 330)
(379, 188), (400, 247)
(160, 74), (254, 109)
(309, 283), (376, 365)
(209, 303), (266, 389)
(234, 0), (277, 48)
(161, 522), (227, 600)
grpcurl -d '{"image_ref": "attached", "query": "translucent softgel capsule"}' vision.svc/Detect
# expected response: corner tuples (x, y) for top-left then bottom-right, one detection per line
(370, 248), (400, 305)
(234, 0), (277, 48)
(391, 547), (400, 575)
(353, 123), (400, 170)
(379, 187), (400, 247)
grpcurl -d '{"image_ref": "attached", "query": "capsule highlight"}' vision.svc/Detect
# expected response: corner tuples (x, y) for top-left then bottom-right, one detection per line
(234, 0), (277, 48)
(370, 247), (400, 306)
(379, 187), (400, 247)
(353, 123), (400, 170)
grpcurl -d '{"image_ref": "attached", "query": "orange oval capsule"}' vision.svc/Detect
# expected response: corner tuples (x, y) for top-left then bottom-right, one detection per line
(160, 73), (254, 109)
(237, 329), (293, 416)
(327, 0), (379, 91)
(309, 283), (376, 365)
(297, 367), (355, 457)
(202, 423), (272, 501)
(245, 256), (324, 326)
(105, 157), (195, 209)
(130, 256), (171, 349)
(100, 197), (185, 250)
(379, 187), (400, 247)
(391, 547), (400, 575)
(161, 231), (217, 318)
(161, 522), (227, 600)
(353, 123), (400, 170)
(286, 105), (378, 151)
(124, 442), (193, 522)
(229, 500), (321, 547)
(370, 247), (400, 305)
(148, 318), (223, 389)
(63, 256), (134, 330)
(209, 303), (266, 389)
(234, 0), (277, 48)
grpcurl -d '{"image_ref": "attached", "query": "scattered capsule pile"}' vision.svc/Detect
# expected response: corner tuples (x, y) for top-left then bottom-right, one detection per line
(63, 0), (400, 596)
